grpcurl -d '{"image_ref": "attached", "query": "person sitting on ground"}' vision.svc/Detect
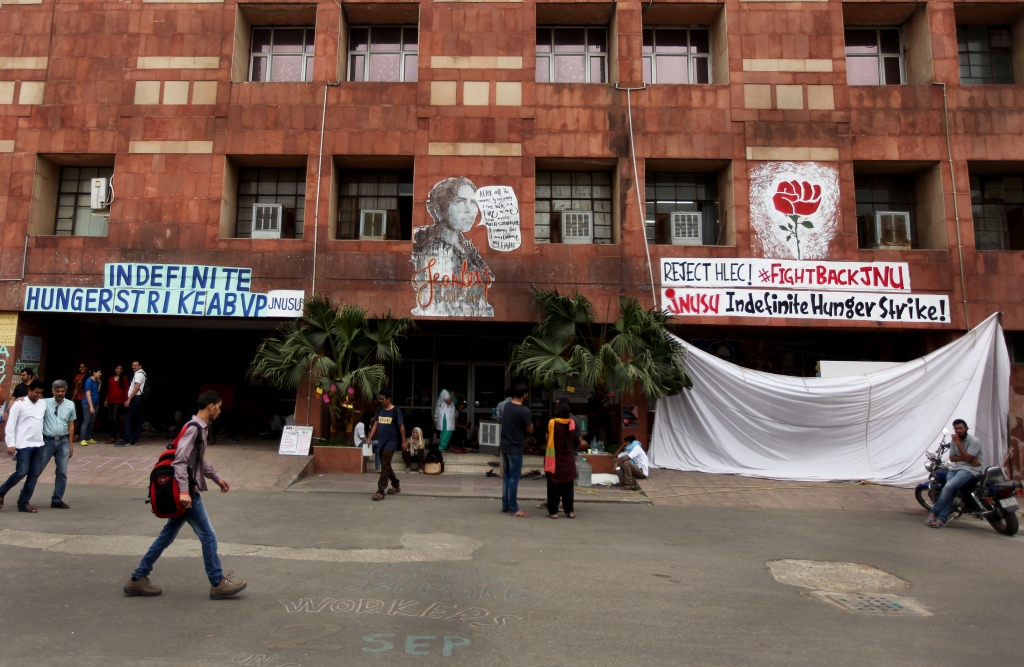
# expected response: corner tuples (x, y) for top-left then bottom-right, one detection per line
(404, 426), (426, 472)
(614, 436), (650, 491)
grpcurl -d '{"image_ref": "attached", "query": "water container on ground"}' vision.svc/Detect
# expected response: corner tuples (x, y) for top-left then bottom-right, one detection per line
(576, 457), (592, 487)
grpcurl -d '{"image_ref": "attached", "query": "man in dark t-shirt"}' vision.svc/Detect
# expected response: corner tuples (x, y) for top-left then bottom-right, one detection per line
(500, 383), (534, 517)
(368, 390), (407, 501)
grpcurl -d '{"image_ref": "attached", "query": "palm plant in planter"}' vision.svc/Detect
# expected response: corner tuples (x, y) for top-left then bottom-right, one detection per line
(249, 294), (414, 438)
(511, 289), (691, 428)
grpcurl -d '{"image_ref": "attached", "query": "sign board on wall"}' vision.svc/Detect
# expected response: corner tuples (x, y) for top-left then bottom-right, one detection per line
(23, 263), (305, 319)
(661, 259), (911, 292)
(20, 336), (42, 362)
(278, 425), (314, 456)
(0, 312), (17, 346)
(662, 287), (951, 324)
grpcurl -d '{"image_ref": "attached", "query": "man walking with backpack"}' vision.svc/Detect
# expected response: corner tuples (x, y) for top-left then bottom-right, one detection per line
(118, 360), (146, 447)
(124, 390), (246, 600)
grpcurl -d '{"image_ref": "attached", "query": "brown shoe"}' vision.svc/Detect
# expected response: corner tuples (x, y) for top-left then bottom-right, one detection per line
(51, 501), (71, 509)
(210, 572), (247, 600)
(123, 576), (162, 597)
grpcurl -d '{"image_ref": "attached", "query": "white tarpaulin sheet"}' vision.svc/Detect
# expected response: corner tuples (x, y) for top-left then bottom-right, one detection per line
(650, 313), (1010, 487)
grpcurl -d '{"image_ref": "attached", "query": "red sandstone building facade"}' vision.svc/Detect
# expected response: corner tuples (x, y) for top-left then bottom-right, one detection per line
(2, 0), (1024, 464)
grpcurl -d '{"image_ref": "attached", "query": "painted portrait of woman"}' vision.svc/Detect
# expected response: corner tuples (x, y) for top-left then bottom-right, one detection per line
(411, 176), (495, 317)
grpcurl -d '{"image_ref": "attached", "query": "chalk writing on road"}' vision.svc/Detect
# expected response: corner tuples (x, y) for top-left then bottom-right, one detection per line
(278, 598), (521, 629)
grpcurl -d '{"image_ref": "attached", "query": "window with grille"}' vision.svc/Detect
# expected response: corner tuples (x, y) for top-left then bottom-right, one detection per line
(235, 168), (305, 239)
(958, 26), (1013, 84)
(845, 28), (904, 85)
(970, 175), (1024, 250)
(250, 27), (315, 82)
(338, 170), (414, 240)
(54, 166), (113, 237)
(536, 27), (607, 83)
(855, 174), (917, 248)
(642, 27), (711, 85)
(535, 171), (613, 244)
(644, 172), (719, 245)
(348, 26), (418, 82)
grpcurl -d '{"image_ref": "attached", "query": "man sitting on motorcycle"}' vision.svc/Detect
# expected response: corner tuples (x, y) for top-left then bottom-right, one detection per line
(927, 419), (984, 528)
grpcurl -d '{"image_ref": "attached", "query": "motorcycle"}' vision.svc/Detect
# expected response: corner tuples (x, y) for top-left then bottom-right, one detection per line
(914, 427), (1023, 536)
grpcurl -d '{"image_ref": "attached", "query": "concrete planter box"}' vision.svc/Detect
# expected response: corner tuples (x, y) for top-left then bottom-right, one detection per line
(313, 446), (364, 474)
(580, 454), (617, 475)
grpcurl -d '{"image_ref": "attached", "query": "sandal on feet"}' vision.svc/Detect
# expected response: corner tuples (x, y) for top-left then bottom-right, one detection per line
(547, 514), (558, 519)
(537, 502), (548, 509)
(372, 493), (385, 501)
(510, 511), (530, 518)
(567, 512), (575, 518)
(0, 496), (4, 510)
(18, 505), (38, 513)
(386, 487), (400, 495)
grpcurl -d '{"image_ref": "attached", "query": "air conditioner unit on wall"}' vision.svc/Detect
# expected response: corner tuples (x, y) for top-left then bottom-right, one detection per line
(560, 211), (593, 245)
(873, 211), (911, 249)
(252, 203), (283, 239)
(667, 212), (702, 246)
(360, 209), (387, 240)
(90, 178), (110, 210)
(479, 421), (501, 456)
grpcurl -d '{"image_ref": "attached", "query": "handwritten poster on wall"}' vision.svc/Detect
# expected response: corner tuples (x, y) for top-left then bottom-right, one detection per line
(475, 186), (522, 252)
(0, 312), (18, 347)
(661, 258), (912, 292)
(662, 287), (951, 324)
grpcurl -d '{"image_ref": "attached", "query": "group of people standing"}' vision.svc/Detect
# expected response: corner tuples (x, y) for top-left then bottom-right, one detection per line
(70, 360), (148, 446)
(0, 360), (148, 513)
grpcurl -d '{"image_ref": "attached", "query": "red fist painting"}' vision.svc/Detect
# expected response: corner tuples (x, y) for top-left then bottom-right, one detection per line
(772, 180), (822, 259)
(773, 181), (822, 217)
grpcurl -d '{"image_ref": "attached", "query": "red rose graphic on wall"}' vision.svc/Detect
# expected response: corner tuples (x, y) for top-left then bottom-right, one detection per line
(772, 180), (821, 259)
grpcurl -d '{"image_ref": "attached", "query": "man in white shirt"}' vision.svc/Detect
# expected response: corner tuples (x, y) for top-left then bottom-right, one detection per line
(614, 436), (650, 491)
(118, 360), (146, 447)
(0, 380), (48, 512)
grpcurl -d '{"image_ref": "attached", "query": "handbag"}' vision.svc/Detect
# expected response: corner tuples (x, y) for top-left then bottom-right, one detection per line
(423, 450), (443, 475)
(361, 441), (373, 458)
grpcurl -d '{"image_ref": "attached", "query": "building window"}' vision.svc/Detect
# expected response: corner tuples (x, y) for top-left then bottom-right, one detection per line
(235, 168), (305, 239)
(855, 175), (917, 249)
(536, 27), (607, 83)
(645, 173), (719, 245)
(348, 26), (418, 82)
(958, 26), (1013, 84)
(642, 27), (711, 85)
(845, 28), (903, 85)
(535, 171), (613, 244)
(54, 166), (113, 237)
(970, 175), (1024, 250)
(250, 27), (315, 82)
(338, 170), (414, 240)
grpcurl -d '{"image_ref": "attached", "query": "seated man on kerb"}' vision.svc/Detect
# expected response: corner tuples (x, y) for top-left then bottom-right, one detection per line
(614, 436), (650, 491)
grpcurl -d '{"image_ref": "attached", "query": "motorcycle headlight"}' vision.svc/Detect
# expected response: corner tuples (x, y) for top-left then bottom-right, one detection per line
(924, 461), (934, 472)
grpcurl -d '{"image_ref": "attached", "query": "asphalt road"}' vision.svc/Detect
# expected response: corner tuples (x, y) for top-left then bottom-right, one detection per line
(1, 485), (1021, 667)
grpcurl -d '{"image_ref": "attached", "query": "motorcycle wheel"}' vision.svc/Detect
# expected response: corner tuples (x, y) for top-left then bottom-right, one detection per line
(915, 487), (934, 512)
(986, 506), (1020, 536)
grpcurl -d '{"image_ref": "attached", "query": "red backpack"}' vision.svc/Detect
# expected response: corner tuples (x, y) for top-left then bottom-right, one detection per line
(147, 421), (201, 518)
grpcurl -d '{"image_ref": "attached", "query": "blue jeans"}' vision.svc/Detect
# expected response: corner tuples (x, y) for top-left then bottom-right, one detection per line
(0, 447), (47, 509)
(123, 396), (143, 443)
(933, 469), (977, 522)
(79, 402), (97, 441)
(41, 437), (71, 503)
(133, 493), (224, 586)
(501, 452), (523, 513)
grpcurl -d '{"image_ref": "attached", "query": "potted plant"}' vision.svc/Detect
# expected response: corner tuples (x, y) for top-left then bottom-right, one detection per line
(511, 289), (691, 464)
(249, 294), (413, 473)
